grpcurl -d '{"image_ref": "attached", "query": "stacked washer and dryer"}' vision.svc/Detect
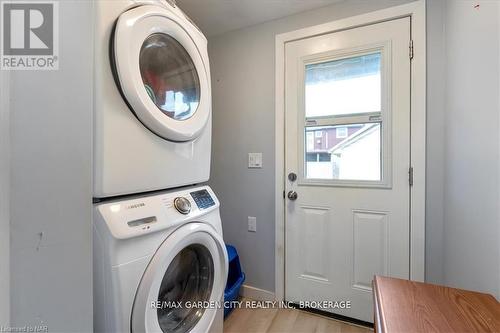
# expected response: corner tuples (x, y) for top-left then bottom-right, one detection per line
(92, 1), (228, 332)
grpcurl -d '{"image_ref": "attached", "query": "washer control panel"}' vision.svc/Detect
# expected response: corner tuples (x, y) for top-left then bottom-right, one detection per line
(95, 186), (219, 239)
(190, 189), (215, 210)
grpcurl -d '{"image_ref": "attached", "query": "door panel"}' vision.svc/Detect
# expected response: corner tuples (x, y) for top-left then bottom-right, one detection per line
(285, 17), (411, 322)
(352, 210), (389, 290)
(299, 206), (331, 282)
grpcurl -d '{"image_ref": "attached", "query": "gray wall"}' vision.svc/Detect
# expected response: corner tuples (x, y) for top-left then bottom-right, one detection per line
(9, 1), (93, 331)
(0, 63), (10, 326)
(425, 0), (446, 285)
(441, 0), (500, 297)
(208, 0), (500, 299)
(208, 0), (413, 293)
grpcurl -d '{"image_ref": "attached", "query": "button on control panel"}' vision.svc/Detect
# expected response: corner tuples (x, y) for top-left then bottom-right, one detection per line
(174, 197), (191, 215)
(190, 189), (215, 210)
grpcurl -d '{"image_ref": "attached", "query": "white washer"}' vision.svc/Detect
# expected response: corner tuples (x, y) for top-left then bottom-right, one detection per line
(94, 0), (212, 198)
(93, 186), (228, 333)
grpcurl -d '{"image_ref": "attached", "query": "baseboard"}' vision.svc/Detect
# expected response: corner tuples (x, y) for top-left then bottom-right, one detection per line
(240, 284), (275, 301)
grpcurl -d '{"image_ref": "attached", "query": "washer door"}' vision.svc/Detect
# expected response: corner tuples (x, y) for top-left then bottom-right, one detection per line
(131, 223), (228, 333)
(113, 5), (210, 142)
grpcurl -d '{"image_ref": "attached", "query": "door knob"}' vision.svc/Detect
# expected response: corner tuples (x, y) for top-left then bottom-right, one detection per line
(287, 190), (298, 201)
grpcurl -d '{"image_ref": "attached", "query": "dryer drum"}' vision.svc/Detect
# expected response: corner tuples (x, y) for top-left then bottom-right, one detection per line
(110, 5), (211, 142)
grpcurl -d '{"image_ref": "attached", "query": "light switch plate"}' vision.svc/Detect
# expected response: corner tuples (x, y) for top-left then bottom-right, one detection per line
(248, 216), (257, 232)
(248, 153), (263, 168)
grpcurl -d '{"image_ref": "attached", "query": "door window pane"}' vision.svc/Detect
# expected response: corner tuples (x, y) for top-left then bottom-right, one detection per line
(306, 132), (314, 151)
(305, 52), (381, 118)
(305, 123), (381, 181)
(140, 33), (200, 121)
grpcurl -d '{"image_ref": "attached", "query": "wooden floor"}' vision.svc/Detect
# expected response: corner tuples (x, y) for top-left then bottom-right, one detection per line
(224, 304), (373, 333)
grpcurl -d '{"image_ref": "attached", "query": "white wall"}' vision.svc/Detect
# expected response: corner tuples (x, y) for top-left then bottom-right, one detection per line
(208, 0), (413, 293)
(441, 0), (500, 298)
(209, 0), (500, 299)
(9, 1), (94, 331)
(0, 60), (10, 326)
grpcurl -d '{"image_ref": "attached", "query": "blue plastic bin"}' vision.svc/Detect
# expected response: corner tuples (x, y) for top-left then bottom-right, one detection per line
(224, 244), (245, 317)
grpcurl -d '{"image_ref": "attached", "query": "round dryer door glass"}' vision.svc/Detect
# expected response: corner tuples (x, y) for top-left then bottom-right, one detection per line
(157, 244), (214, 333)
(139, 33), (201, 121)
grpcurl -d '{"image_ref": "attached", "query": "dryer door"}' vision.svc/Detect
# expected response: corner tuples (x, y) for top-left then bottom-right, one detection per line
(113, 5), (210, 142)
(131, 223), (228, 333)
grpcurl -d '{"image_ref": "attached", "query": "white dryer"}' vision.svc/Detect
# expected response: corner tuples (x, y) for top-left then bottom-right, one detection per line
(93, 186), (228, 333)
(94, 0), (212, 198)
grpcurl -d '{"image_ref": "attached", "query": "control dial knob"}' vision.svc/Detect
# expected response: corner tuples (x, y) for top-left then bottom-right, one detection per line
(174, 197), (191, 215)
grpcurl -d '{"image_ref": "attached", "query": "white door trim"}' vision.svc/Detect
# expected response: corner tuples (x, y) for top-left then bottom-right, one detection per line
(274, 0), (426, 302)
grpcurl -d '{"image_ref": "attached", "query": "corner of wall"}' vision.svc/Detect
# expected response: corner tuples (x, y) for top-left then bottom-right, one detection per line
(0, 64), (11, 326)
(424, 0), (447, 285)
(497, 0), (500, 301)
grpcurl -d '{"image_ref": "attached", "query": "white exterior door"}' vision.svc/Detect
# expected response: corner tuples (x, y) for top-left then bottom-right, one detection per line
(285, 17), (411, 323)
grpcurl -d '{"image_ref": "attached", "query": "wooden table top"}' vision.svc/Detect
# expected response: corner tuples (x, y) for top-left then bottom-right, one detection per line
(373, 276), (500, 333)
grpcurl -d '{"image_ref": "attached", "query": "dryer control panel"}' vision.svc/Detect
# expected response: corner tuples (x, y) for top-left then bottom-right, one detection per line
(190, 189), (215, 210)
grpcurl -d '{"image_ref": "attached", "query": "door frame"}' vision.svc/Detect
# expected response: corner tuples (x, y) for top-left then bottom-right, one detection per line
(274, 0), (426, 301)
